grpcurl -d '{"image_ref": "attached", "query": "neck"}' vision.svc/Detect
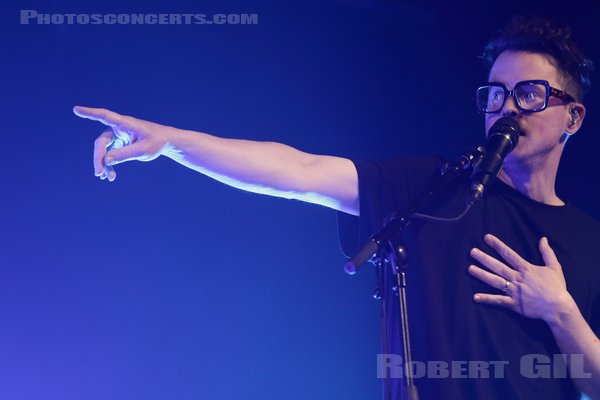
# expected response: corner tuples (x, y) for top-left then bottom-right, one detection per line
(498, 153), (564, 206)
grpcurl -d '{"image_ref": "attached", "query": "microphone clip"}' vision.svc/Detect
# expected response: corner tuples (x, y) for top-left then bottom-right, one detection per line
(441, 147), (483, 176)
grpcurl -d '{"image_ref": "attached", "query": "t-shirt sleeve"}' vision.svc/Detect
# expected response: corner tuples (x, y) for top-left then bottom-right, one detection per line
(337, 155), (443, 258)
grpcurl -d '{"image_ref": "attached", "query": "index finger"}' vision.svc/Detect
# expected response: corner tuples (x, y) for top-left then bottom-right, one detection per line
(484, 234), (529, 271)
(73, 106), (124, 128)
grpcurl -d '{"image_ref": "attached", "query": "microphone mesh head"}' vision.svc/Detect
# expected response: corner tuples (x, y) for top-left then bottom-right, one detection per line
(489, 117), (521, 147)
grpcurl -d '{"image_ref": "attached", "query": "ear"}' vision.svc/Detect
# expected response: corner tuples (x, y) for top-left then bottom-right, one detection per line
(564, 103), (586, 135)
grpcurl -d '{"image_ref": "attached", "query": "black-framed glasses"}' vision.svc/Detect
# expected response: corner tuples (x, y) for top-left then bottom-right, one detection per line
(476, 80), (576, 113)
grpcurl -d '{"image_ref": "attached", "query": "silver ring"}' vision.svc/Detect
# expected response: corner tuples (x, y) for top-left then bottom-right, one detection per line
(109, 137), (129, 150)
(502, 279), (511, 293)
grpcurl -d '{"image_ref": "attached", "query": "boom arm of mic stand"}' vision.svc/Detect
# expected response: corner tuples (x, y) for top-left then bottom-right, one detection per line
(343, 149), (480, 275)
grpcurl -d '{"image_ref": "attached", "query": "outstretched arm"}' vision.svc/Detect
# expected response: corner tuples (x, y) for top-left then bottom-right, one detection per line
(74, 106), (359, 215)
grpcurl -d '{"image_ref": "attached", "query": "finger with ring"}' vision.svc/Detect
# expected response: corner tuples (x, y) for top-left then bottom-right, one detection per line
(502, 279), (511, 293)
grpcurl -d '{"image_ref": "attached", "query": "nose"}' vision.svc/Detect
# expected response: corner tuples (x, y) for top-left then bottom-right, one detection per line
(501, 94), (520, 117)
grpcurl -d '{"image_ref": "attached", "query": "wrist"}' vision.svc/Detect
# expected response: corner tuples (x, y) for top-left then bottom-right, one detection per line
(163, 127), (194, 161)
(544, 291), (579, 330)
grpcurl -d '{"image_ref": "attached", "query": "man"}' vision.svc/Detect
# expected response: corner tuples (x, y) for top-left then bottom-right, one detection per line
(75, 16), (600, 399)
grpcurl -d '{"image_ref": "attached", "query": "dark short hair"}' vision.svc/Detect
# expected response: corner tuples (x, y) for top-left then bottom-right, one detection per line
(481, 16), (594, 102)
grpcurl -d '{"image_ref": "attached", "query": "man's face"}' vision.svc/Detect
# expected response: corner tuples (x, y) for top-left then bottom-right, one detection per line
(486, 51), (574, 165)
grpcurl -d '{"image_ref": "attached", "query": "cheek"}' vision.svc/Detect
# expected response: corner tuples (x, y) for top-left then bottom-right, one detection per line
(524, 115), (555, 135)
(530, 109), (568, 131)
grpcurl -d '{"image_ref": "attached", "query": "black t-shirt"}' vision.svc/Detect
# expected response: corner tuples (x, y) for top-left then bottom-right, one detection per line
(338, 155), (600, 400)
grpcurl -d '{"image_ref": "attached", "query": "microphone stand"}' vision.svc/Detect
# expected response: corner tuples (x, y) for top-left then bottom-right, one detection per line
(345, 149), (481, 400)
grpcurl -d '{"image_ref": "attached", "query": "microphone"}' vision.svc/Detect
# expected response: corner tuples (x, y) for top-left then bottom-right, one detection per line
(469, 117), (521, 203)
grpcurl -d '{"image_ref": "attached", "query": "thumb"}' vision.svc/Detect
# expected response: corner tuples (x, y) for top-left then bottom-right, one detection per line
(539, 237), (561, 270)
(73, 106), (127, 128)
(105, 142), (147, 166)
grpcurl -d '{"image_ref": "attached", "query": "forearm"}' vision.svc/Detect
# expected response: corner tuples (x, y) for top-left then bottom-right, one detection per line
(547, 295), (600, 398)
(164, 127), (359, 213)
(166, 128), (314, 191)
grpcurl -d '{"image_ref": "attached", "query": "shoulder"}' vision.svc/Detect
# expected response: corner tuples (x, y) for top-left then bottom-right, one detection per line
(558, 205), (600, 258)
(564, 204), (600, 235)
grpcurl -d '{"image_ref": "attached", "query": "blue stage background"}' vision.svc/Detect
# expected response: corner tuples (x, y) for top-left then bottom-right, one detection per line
(2, 1), (600, 399)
